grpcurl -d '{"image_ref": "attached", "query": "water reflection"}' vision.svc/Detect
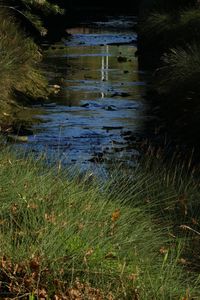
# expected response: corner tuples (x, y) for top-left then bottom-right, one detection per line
(101, 45), (109, 98)
(18, 17), (147, 171)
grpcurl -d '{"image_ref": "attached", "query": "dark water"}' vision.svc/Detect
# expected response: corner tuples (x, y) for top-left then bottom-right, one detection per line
(18, 16), (148, 171)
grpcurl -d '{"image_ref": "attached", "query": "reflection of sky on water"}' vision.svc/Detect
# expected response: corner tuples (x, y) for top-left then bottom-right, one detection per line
(65, 33), (136, 47)
(16, 17), (148, 172)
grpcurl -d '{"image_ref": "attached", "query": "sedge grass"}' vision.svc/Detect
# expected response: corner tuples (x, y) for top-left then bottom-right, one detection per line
(140, 0), (197, 14)
(139, 8), (200, 59)
(0, 8), (49, 121)
(155, 44), (200, 96)
(139, 7), (200, 142)
(151, 43), (200, 139)
(0, 149), (199, 298)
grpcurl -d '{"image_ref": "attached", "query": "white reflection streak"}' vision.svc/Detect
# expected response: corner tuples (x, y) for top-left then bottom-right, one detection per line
(106, 45), (109, 81)
(101, 45), (109, 99)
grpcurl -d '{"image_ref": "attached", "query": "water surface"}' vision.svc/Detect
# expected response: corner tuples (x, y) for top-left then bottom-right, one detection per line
(19, 16), (147, 171)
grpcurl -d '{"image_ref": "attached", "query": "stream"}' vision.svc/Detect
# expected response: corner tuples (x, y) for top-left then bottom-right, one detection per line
(18, 16), (148, 171)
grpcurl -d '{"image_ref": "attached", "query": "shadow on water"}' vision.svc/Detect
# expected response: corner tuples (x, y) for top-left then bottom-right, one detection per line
(16, 16), (149, 172)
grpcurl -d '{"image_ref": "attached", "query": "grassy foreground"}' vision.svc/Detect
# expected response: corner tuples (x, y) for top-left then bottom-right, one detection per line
(0, 149), (199, 299)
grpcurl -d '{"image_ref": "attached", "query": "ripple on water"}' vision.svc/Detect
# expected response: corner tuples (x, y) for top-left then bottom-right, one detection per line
(16, 16), (147, 173)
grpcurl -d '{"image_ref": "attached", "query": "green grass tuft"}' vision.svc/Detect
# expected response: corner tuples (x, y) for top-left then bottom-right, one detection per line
(0, 8), (51, 129)
(0, 149), (199, 298)
(156, 44), (200, 95)
(139, 8), (200, 59)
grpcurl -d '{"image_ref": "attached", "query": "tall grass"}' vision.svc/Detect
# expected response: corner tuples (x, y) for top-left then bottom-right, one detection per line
(1, 0), (64, 35)
(151, 44), (200, 141)
(139, 0), (197, 14)
(156, 44), (200, 95)
(139, 6), (200, 143)
(139, 8), (200, 61)
(0, 149), (199, 298)
(0, 8), (49, 123)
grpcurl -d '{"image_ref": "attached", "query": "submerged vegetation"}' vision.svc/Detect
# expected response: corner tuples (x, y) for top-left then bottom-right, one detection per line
(0, 149), (200, 299)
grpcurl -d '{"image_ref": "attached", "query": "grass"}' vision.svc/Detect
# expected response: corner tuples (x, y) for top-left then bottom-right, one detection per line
(149, 44), (200, 142)
(0, 8), (49, 129)
(139, 0), (196, 14)
(155, 44), (200, 96)
(0, 149), (199, 299)
(139, 8), (200, 63)
(0, 3), (199, 298)
(138, 6), (200, 144)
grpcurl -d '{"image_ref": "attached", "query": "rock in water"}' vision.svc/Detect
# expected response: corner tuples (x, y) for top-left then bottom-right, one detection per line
(117, 56), (127, 63)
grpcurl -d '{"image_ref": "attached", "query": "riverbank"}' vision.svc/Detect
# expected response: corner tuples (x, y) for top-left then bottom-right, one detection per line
(0, 148), (200, 299)
(0, 8), (50, 134)
(138, 0), (200, 150)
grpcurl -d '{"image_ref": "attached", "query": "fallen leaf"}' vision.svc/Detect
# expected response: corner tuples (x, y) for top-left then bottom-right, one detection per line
(0, 219), (6, 225)
(29, 256), (40, 271)
(105, 252), (117, 259)
(45, 213), (56, 224)
(192, 218), (199, 225)
(85, 248), (94, 257)
(39, 288), (48, 299)
(178, 194), (188, 216)
(68, 288), (81, 299)
(178, 258), (188, 265)
(27, 203), (38, 209)
(78, 223), (84, 230)
(111, 209), (120, 222)
(10, 203), (18, 215)
(159, 247), (168, 255)
(129, 273), (138, 281)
